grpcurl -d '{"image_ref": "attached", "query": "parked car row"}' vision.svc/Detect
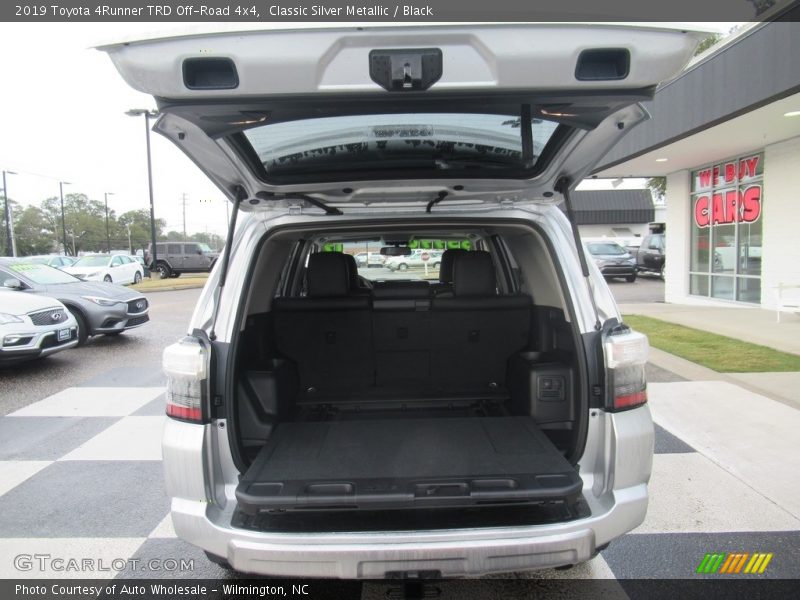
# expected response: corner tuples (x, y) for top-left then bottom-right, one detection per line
(583, 233), (666, 283)
(0, 258), (150, 365)
(17, 253), (149, 284)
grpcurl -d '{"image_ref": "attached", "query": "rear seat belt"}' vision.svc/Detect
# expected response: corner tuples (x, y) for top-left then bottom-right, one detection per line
(555, 177), (602, 331)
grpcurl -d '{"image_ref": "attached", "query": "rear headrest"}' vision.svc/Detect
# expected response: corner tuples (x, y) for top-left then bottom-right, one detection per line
(438, 249), (468, 284)
(306, 253), (350, 297)
(453, 251), (497, 297)
(342, 253), (360, 290)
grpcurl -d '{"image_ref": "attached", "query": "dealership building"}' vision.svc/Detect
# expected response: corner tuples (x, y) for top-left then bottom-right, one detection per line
(594, 20), (800, 309)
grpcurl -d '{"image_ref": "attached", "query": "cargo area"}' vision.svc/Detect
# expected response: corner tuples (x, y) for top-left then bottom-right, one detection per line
(229, 225), (590, 521)
(236, 416), (582, 514)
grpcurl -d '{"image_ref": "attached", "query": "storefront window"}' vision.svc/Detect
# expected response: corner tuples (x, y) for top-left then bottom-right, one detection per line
(689, 152), (764, 303)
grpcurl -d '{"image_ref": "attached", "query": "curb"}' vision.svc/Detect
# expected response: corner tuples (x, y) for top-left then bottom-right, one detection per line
(131, 283), (206, 293)
(648, 347), (799, 410)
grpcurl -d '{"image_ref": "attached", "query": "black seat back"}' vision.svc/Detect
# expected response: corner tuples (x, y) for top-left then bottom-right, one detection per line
(431, 251), (531, 391)
(431, 248), (468, 296)
(273, 253), (373, 394)
(371, 281), (432, 387)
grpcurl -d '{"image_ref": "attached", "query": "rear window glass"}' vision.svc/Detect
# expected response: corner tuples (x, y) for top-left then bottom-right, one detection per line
(324, 239), (473, 283)
(243, 114), (560, 179)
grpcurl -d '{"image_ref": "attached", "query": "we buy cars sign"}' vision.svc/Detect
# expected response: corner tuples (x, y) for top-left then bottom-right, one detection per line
(692, 154), (763, 228)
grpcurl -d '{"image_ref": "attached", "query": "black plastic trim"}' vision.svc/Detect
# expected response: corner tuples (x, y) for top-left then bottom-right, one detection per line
(575, 48), (630, 81)
(183, 57), (239, 90)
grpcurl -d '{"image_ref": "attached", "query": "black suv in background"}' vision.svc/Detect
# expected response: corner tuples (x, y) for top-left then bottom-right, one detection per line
(145, 242), (219, 279)
(636, 233), (666, 278)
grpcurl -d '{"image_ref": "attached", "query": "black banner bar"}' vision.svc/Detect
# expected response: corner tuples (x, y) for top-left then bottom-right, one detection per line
(3, 579), (800, 600)
(2, 0), (800, 22)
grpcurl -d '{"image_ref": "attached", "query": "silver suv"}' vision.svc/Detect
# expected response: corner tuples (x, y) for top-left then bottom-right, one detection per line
(103, 24), (704, 578)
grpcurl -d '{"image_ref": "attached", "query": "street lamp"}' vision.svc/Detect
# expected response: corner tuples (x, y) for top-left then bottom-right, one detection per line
(59, 181), (71, 256)
(126, 108), (159, 273)
(2, 170), (17, 257)
(104, 192), (114, 253)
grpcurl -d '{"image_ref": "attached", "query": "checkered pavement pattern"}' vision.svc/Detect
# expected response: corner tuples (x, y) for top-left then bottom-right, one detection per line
(1, 369), (798, 590)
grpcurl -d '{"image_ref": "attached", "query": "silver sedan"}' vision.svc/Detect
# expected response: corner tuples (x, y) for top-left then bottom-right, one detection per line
(0, 259), (150, 345)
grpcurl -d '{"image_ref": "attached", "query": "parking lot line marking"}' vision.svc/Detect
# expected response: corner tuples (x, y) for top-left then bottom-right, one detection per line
(0, 461), (51, 497)
(59, 416), (165, 461)
(8, 387), (163, 417)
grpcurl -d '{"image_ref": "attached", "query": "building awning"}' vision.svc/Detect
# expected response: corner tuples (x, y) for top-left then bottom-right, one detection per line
(561, 189), (655, 225)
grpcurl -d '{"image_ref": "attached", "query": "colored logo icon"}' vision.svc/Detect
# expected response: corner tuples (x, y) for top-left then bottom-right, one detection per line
(696, 552), (773, 574)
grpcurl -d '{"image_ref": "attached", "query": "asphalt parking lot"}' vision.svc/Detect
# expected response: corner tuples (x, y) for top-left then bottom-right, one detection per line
(2, 278), (798, 588)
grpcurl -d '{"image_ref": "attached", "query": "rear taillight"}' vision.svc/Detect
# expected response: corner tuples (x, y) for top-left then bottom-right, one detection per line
(604, 326), (649, 411)
(163, 336), (209, 423)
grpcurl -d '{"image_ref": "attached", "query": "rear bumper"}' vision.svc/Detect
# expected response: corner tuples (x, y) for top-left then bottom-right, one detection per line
(168, 484), (646, 578)
(600, 266), (636, 276)
(162, 404), (653, 578)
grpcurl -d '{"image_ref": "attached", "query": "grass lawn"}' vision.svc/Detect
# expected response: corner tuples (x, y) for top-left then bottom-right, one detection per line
(623, 314), (800, 373)
(131, 274), (208, 292)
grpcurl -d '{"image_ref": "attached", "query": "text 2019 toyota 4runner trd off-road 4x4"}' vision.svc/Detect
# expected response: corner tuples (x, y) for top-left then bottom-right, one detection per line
(102, 24), (705, 577)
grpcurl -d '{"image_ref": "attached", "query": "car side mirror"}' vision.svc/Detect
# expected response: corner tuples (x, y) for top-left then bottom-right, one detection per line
(3, 278), (23, 290)
(197, 250), (203, 255)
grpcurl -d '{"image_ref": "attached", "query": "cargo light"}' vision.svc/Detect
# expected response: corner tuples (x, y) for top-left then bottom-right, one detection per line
(163, 336), (209, 423)
(604, 326), (649, 411)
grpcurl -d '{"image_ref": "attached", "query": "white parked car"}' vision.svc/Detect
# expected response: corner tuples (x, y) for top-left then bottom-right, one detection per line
(102, 23), (705, 578)
(63, 254), (144, 285)
(385, 249), (443, 271)
(354, 252), (385, 267)
(0, 290), (78, 365)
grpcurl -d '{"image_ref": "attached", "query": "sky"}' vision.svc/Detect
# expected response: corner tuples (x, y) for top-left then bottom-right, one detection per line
(0, 22), (739, 238)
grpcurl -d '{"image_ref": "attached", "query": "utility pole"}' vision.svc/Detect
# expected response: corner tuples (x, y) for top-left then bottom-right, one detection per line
(2, 170), (17, 257)
(59, 181), (71, 256)
(104, 192), (114, 253)
(126, 108), (159, 273)
(182, 193), (187, 240)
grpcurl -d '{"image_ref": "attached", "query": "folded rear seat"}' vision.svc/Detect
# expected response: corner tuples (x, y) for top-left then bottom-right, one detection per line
(431, 251), (532, 392)
(371, 281), (432, 387)
(273, 253), (373, 395)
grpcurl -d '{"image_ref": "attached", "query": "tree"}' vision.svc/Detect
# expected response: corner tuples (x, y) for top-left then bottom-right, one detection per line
(748, 0), (776, 15)
(190, 231), (224, 250)
(647, 177), (666, 202)
(115, 209), (166, 254)
(13, 205), (57, 255)
(694, 34), (722, 56)
(40, 193), (109, 255)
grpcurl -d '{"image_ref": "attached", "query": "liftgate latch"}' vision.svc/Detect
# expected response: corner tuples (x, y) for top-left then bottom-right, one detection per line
(369, 48), (443, 91)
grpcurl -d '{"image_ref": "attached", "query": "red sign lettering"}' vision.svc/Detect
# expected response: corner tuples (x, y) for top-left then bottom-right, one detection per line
(695, 195), (709, 228)
(698, 169), (712, 188)
(694, 185), (761, 228)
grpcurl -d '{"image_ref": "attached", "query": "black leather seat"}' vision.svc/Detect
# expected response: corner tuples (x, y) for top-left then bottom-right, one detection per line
(273, 253), (373, 394)
(343, 253), (372, 296)
(431, 248), (468, 296)
(431, 251), (531, 391)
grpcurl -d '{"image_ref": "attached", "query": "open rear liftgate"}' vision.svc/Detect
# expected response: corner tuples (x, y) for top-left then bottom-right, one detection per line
(236, 417), (582, 514)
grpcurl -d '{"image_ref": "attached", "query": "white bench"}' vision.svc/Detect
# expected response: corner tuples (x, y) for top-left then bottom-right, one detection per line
(775, 283), (800, 323)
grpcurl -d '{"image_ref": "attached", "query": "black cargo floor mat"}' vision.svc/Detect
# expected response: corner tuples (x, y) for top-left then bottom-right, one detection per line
(236, 417), (583, 514)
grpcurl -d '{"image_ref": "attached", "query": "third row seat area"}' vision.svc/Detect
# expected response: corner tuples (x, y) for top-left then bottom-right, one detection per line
(271, 250), (532, 400)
